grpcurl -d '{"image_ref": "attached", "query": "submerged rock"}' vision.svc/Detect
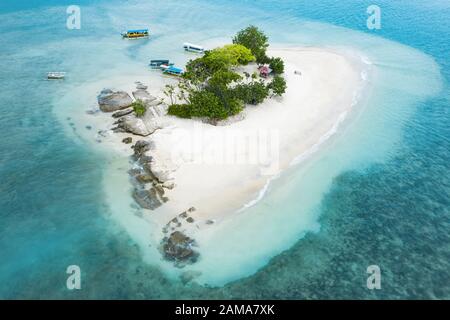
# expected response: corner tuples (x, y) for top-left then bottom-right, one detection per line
(132, 188), (163, 210)
(186, 217), (194, 223)
(162, 231), (198, 263)
(180, 270), (202, 285)
(136, 83), (148, 90)
(97, 89), (133, 112)
(122, 137), (133, 144)
(132, 140), (154, 158)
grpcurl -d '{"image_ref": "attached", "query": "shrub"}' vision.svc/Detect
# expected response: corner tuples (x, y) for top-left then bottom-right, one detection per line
(269, 57), (285, 74)
(228, 98), (244, 115)
(190, 91), (229, 120)
(185, 44), (255, 83)
(168, 104), (192, 118)
(132, 100), (147, 117)
(268, 75), (287, 96)
(233, 81), (269, 105)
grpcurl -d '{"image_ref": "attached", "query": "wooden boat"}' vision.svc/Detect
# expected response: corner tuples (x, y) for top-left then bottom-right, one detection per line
(121, 29), (149, 39)
(47, 72), (66, 80)
(183, 42), (204, 53)
(149, 60), (174, 69)
(162, 66), (184, 76)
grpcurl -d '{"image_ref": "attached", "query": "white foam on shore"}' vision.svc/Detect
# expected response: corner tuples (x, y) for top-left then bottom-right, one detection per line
(237, 174), (277, 212)
(238, 57), (371, 213)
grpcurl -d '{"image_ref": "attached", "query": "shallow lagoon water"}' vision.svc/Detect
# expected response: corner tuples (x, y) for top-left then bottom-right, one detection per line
(0, 0), (449, 298)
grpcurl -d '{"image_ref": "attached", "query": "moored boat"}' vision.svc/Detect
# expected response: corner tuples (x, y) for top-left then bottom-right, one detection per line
(149, 60), (174, 69)
(183, 42), (204, 53)
(121, 29), (150, 39)
(162, 66), (184, 76)
(47, 72), (66, 80)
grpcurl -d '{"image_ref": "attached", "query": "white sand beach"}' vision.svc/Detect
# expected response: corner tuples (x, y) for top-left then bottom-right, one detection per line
(142, 48), (366, 226)
(64, 46), (368, 276)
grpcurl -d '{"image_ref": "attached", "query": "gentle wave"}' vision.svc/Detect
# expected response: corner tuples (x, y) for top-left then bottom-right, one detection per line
(237, 61), (370, 212)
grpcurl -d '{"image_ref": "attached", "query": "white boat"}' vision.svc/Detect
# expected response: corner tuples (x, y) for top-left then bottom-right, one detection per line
(47, 72), (66, 80)
(183, 42), (204, 53)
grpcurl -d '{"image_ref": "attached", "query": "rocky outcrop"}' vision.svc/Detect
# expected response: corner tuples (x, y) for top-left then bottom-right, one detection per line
(128, 140), (173, 210)
(162, 181), (175, 190)
(132, 139), (176, 184)
(150, 163), (174, 183)
(132, 188), (164, 210)
(146, 99), (162, 107)
(97, 89), (133, 112)
(132, 140), (155, 159)
(146, 104), (168, 118)
(162, 231), (198, 264)
(132, 89), (157, 103)
(112, 108), (133, 118)
(115, 115), (162, 137)
(162, 207), (196, 234)
(122, 116), (152, 136)
(135, 82), (148, 90)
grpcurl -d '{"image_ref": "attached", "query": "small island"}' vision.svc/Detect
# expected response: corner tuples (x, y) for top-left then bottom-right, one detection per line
(83, 25), (363, 270)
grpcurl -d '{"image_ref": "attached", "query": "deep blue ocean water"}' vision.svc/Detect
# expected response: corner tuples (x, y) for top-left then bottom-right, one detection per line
(0, 0), (449, 299)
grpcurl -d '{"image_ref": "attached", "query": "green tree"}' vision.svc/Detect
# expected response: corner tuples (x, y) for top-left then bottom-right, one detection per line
(170, 32), (286, 122)
(206, 44), (255, 66)
(189, 91), (228, 120)
(209, 70), (242, 88)
(184, 44), (254, 86)
(233, 81), (269, 105)
(233, 25), (269, 63)
(269, 57), (285, 74)
(268, 75), (287, 96)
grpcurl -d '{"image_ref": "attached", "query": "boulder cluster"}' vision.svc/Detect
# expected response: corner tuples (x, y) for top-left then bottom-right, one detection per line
(95, 83), (201, 265)
(129, 140), (175, 210)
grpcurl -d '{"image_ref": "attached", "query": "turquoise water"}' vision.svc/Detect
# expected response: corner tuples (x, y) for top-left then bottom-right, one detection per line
(0, 0), (449, 299)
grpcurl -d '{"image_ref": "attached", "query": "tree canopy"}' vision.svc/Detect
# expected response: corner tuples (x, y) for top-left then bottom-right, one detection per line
(232, 25), (269, 64)
(269, 75), (287, 96)
(205, 44), (255, 67)
(167, 26), (287, 122)
(269, 57), (285, 74)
